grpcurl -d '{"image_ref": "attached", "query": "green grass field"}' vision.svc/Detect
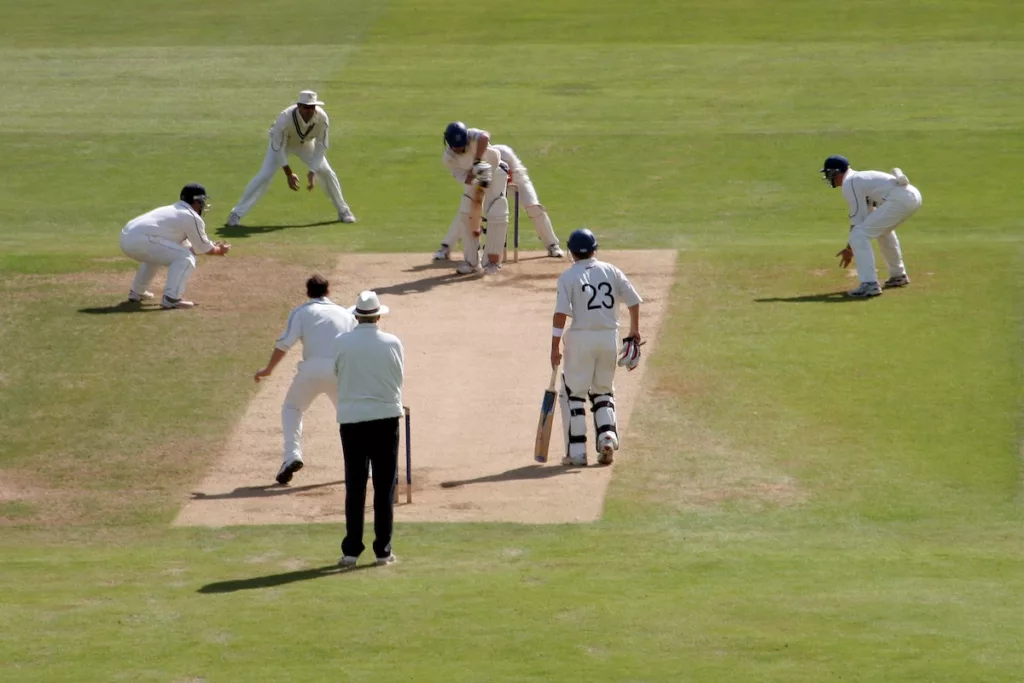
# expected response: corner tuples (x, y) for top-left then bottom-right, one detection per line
(1, 1), (1022, 681)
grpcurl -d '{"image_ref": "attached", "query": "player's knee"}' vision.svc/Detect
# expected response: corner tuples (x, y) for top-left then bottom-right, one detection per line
(525, 203), (547, 219)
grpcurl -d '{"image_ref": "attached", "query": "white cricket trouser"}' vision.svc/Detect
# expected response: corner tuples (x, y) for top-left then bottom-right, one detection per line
(562, 328), (619, 397)
(281, 358), (338, 464)
(231, 142), (349, 218)
(457, 149), (509, 264)
(850, 185), (922, 284)
(442, 146), (558, 249)
(559, 328), (619, 461)
(119, 234), (196, 300)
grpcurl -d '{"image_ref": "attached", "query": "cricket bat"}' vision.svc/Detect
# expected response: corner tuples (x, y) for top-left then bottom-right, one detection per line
(467, 183), (486, 237)
(534, 367), (559, 463)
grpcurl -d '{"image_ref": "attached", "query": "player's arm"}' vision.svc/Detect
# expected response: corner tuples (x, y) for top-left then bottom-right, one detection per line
(184, 216), (228, 256)
(270, 111), (300, 191)
(551, 277), (573, 368)
(469, 129), (490, 162)
(257, 311), (300, 381)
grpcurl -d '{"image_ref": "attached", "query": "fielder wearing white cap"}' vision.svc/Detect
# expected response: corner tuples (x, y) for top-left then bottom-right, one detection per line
(334, 291), (404, 567)
(254, 275), (357, 485)
(821, 155), (923, 298)
(227, 90), (356, 227)
(551, 229), (642, 467)
(119, 183), (231, 309)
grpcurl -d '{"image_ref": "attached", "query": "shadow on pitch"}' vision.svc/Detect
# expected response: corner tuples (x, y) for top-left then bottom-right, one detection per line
(78, 301), (166, 315)
(198, 563), (376, 594)
(440, 464), (581, 489)
(190, 480), (344, 500)
(371, 271), (469, 296)
(215, 219), (339, 239)
(754, 290), (866, 304)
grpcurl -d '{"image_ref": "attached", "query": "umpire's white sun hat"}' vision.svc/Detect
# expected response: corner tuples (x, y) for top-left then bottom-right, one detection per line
(350, 290), (390, 317)
(297, 90), (324, 106)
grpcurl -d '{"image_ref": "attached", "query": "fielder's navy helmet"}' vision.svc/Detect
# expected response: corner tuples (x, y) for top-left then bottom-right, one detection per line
(180, 182), (209, 205)
(567, 228), (598, 256)
(444, 121), (469, 149)
(820, 155), (849, 187)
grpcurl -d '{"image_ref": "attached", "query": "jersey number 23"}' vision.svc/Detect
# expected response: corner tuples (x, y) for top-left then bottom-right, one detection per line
(583, 282), (614, 310)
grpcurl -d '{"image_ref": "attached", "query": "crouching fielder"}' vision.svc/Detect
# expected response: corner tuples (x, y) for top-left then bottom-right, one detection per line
(119, 183), (230, 309)
(253, 275), (356, 485)
(822, 155), (923, 298)
(551, 229), (642, 466)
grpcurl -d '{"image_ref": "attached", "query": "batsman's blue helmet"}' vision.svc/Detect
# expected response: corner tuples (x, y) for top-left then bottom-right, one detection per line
(567, 228), (598, 255)
(820, 155), (849, 187)
(444, 121), (469, 149)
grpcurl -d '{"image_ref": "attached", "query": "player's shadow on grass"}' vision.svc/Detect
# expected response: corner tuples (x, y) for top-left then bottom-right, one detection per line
(215, 220), (338, 239)
(754, 291), (865, 304)
(78, 302), (166, 315)
(190, 480), (344, 500)
(440, 465), (581, 489)
(198, 563), (375, 594)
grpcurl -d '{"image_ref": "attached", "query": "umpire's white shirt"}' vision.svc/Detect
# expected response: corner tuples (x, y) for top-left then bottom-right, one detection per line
(276, 297), (356, 372)
(555, 258), (643, 331)
(121, 201), (215, 254)
(334, 323), (405, 425)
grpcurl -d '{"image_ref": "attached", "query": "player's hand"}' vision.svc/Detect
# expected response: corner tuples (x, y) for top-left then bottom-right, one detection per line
(254, 368), (271, 383)
(836, 246), (853, 268)
(306, 171), (316, 191)
(287, 173), (301, 191)
(551, 346), (562, 369)
(217, 241), (231, 255)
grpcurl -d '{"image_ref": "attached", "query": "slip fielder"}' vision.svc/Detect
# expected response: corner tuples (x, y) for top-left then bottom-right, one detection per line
(821, 155), (923, 298)
(227, 90), (356, 227)
(551, 229), (642, 467)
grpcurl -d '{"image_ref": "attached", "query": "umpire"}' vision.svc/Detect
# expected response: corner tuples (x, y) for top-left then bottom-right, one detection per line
(334, 290), (405, 567)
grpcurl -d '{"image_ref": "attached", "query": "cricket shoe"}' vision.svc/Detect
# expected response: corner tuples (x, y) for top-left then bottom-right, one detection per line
(456, 262), (482, 275)
(275, 458), (304, 485)
(225, 212), (241, 227)
(846, 282), (882, 298)
(161, 297), (196, 309)
(338, 555), (359, 568)
(597, 433), (619, 465)
(561, 455), (587, 467)
(375, 554), (397, 566)
(128, 290), (155, 303)
(338, 208), (357, 224)
(432, 244), (451, 260)
(482, 262), (501, 275)
(547, 244), (565, 258)
(883, 274), (910, 289)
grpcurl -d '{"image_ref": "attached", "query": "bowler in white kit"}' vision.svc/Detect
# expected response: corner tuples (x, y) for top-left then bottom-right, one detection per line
(119, 183), (230, 309)
(435, 122), (563, 265)
(821, 155), (923, 298)
(227, 90), (356, 227)
(254, 275), (356, 485)
(551, 229), (642, 467)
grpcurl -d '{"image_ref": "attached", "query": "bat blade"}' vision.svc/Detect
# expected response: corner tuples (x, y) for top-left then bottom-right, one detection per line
(534, 368), (559, 463)
(468, 184), (486, 236)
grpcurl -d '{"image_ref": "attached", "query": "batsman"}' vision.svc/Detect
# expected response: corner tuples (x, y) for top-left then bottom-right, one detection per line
(550, 229), (643, 466)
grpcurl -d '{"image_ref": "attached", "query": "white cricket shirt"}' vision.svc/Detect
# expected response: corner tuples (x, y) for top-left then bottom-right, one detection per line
(121, 201), (214, 254)
(269, 104), (331, 168)
(334, 323), (405, 425)
(555, 258), (642, 331)
(442, 127), (491, 181)
(275, 297), (357, 361)
(842, 169), (905, 226)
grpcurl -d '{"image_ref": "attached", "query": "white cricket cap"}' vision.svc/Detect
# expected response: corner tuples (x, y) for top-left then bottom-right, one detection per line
(297, 90), (324, 106)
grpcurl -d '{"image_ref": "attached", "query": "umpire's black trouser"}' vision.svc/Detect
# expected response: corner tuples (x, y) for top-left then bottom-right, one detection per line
(339, 417), (399, 559)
